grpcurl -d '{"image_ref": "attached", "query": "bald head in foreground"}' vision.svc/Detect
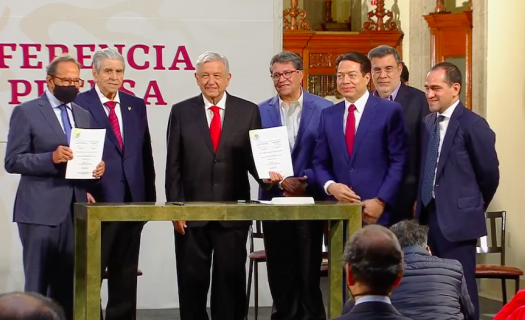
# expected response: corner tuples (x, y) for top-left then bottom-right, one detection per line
(0, 292), (65, 320)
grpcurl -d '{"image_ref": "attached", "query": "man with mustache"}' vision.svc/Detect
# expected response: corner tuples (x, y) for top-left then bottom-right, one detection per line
(313, 52), (409, 227)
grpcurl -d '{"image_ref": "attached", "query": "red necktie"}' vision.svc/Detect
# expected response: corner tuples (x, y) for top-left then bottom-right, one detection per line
(209, 106), (221, 152)
(105, 101), (123, 149)
(345, 104), (356, 156)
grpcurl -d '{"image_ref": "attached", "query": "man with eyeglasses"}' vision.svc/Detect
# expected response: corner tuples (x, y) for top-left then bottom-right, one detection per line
(4, 54), (105, 320)
(368, 45), (429, 224)
(313, 52), (409, 227)
(258, 51), (333, 320)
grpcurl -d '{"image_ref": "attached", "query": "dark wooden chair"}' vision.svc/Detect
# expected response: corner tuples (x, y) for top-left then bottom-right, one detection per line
(246, 221), (266, 320)
(475, 211), (523, 304)
(102, 268), (143, 320)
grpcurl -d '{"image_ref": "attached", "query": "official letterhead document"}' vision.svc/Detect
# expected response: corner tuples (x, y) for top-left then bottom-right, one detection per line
(249, 126), (294, 180)
(66, 128), (106, 179)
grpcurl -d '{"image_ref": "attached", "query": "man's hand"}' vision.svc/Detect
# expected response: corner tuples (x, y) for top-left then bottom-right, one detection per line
(87, 193), (96, 204)
(281, 176), (307, 196)
(362, 198), (385, 224)
(52, 146), (73, 164)
(93, 161), (105, 178)
(327, 183), (360, 203)
(173, 221), (187, 235)
(263, 171), (283, 185)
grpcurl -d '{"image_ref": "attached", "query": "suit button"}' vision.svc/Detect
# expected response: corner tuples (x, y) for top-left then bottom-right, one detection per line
(120, 181), (124, 184)
(214, 159), (217, 163)
(350, 168), (354, 172)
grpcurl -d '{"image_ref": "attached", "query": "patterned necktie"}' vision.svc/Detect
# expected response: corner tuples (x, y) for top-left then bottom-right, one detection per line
(105, 101), (123, 149)
(421, 115), (445, 206)
(345, 104), (356, 157)
(209, 106), (222, 152)
(58, 104), (72, 143)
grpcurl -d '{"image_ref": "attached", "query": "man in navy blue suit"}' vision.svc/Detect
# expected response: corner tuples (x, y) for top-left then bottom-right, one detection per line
(313, 52), (408, 226)
(75, 48), (156, 320)
(416, 62), (499, 319)
(258, 51), (333, 320)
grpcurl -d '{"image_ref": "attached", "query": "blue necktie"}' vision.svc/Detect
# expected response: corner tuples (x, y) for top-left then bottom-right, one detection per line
(421, 115), (445, 206)
(58, 104), (72, 143)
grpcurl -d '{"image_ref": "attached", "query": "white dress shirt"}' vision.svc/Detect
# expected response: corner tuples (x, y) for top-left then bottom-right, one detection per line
(432, 99), (460, 196)
(45, 90), (76, 131)
(354, 295), (391, 305)
(203, 93), (227, 127)
(325, 90), (370, 194)
(279, 91), (303, 149)
(95, 84), (124, 140)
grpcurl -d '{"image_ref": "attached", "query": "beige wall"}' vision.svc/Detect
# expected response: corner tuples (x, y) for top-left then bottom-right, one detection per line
(479, 0), (525, 299)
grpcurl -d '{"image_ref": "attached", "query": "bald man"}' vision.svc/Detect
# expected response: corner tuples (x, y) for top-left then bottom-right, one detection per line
(0, 292), (66, 320)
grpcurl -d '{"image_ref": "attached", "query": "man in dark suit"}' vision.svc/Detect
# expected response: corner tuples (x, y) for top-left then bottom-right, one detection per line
(75, 48), (156, 320)
(165, 51), (271, 320)
(4, 54), (105, 320)
(333, 225), (409, 320)
(416, 62), (499, 319)
(313, 52), (409, 226)
(368, 45), (430, 223)
(258, 51), (333, 320)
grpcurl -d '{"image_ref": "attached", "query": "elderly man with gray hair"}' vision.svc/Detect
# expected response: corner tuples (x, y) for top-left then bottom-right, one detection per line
(341, 220), (475, 320)
(4, 54), (105, 320)
(75, 47), (156, 320)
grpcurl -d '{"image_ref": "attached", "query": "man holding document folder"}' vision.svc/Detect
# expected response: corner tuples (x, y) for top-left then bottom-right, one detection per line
(258, 51), (333, 320)
(4, 54), (105, 320)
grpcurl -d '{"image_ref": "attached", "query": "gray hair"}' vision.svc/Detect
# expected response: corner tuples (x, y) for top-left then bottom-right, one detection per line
(46, 54), (80, 76)
(368, 45), (402, 64)
(196, 51), (230, 73)
(92, 48), (125, 72)
(269, 51), (303, 73)
(389, 220), (429, 248)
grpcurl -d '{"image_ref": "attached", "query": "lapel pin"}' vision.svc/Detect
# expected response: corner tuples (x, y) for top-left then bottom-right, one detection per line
(128, 106), (132, 110)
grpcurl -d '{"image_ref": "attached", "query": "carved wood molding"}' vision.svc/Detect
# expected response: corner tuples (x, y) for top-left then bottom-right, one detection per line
(283, 0), (311, 31)
(309, 53), (335, 68)
(362, 0), (398, 31)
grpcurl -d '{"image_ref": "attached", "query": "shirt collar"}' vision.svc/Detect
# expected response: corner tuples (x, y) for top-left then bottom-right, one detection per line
(439, 99), (460, 119)
(203, 92), (227, 110)
(95, 84), (121, 106)
(355, 295), (391, 305)
(45, 89), (71, 110)
(373, 81), (401, 101)
(345, 90), (369, 114)
(278, 89), (304, 110)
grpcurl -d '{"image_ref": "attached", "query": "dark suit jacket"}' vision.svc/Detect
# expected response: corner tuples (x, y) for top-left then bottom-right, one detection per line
(75, 88), (156, 203)
(416, 102), (499, 242)
(393, 84), (430, 221)
(313, 94), (409, 226)
(165, 93), (261, 227)
(4, 94), (92, 226)
(333, 301), (411, 320)
(258, 91), (333, 200)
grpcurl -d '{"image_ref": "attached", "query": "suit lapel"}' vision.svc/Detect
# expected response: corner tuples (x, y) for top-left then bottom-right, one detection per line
(38, 94), (67, 144)
(394, 83), (409, 108)
(191, 95), (215, 154)
(292, 92), (315, 156)
(436, 103), (464, 179)
(267, 96), (281, 127)
(217, 93), (239, 154)
(350, 96), (378, 166)
(71, 103), (89, 128)
(331, 101), (350, 165)
(85, 88), (122, 154)
(119, 92), (133, 154)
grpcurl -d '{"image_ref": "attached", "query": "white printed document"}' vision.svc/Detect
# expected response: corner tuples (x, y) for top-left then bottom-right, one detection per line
(66, 128), (106, 179)
(249, 126), (294, 180)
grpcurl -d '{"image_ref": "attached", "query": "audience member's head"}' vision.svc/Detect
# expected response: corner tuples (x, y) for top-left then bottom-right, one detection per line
(0, 292), (66, 320)
(343, 225), (404, 299)
(368, 45), (403, 98)
(400, 62), (409, 85)
(390, 219), (430, 253)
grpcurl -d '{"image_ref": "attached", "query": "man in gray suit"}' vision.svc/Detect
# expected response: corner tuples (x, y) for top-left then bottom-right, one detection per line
(4, 54), (105, 320)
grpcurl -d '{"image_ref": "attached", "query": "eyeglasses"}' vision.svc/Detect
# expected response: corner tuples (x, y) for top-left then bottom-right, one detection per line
(52, 76), (85, 86)
(271, 70), (301, 81)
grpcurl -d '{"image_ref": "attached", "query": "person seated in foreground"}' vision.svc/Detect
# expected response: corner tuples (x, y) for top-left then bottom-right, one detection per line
(332, 224), (410, 320)
(0, 291), (66, 320)
(342, 219), (475, 320)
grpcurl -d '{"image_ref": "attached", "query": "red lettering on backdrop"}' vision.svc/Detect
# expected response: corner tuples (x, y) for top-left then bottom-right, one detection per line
(8, 80), (32, 104)
(87, 80), (95, 88)
(120, 80), (136, 96)
(98, 44), (126, 55)
(35, 80), (47, 96)
(45, 44), (69, 63)
(152, 45), (165, 70)
(127, 45), (149, 70)
(0, 44), (17, 68)
(169, 46), (195, 70)
(20, 44), (42, 69)
(144, 81), (167, 105)
(74, 44), (96, 69)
